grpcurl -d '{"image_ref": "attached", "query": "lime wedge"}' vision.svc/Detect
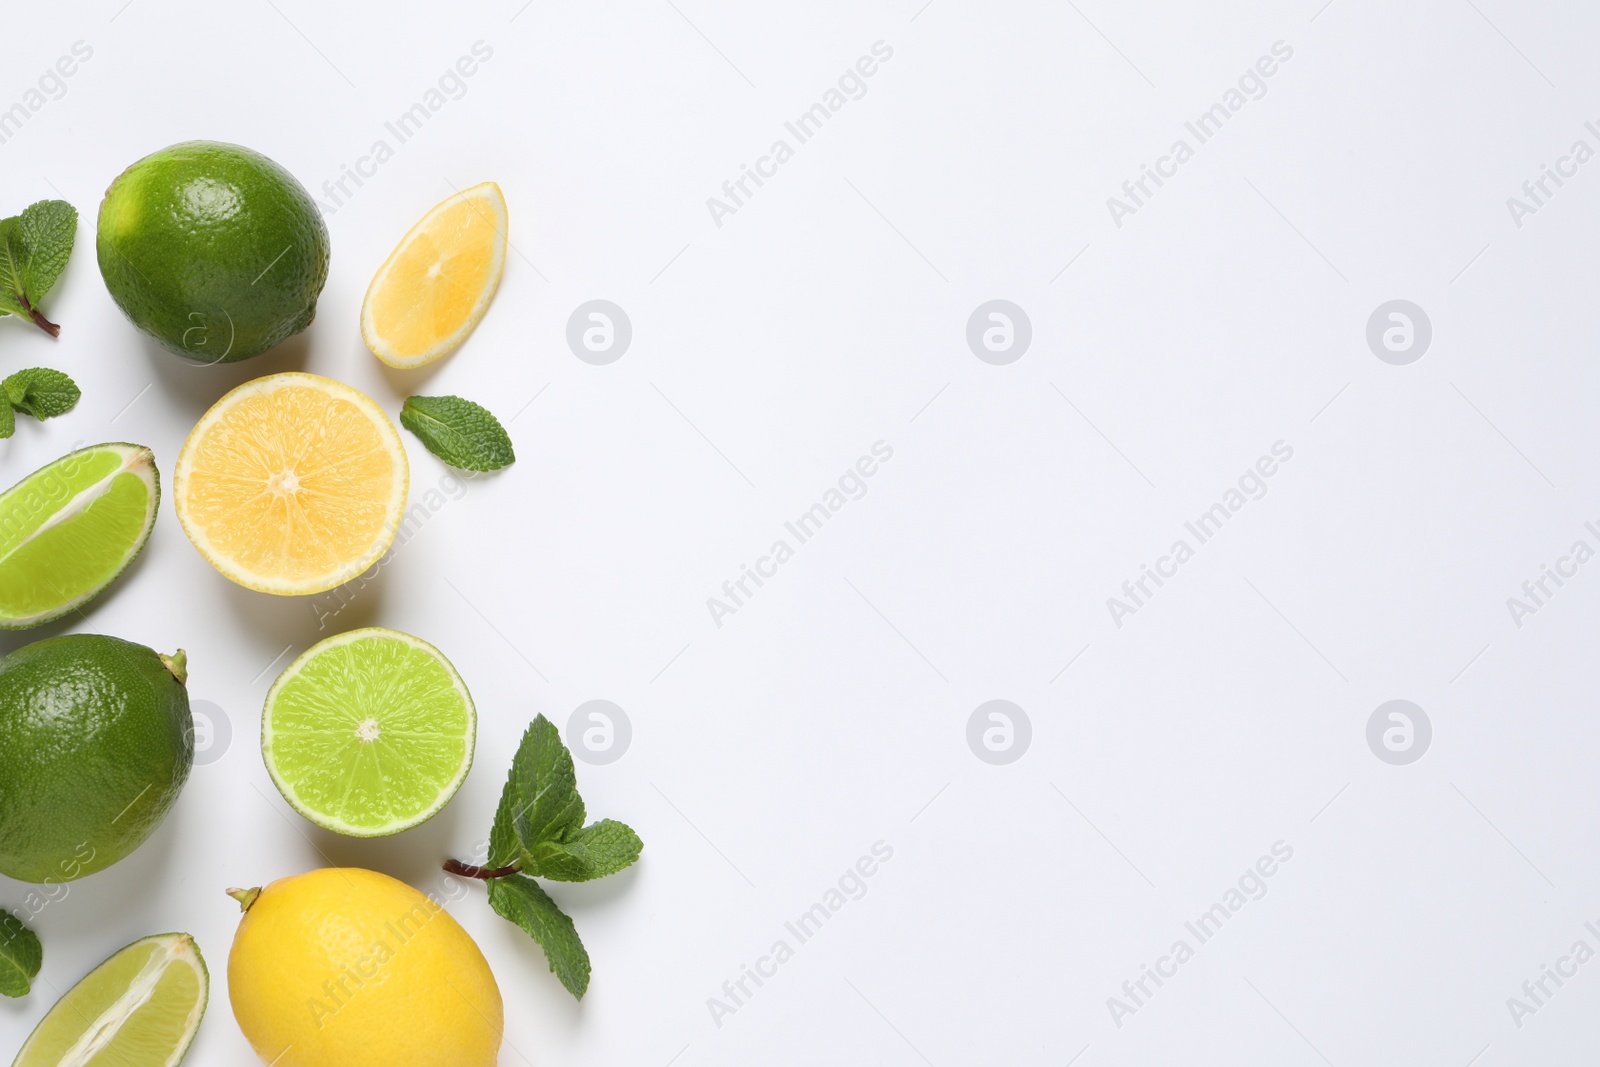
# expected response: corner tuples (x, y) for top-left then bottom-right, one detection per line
(263, 627), (476, 837)
(12, 933), (208, 1067)
(0, 443), (159, 629)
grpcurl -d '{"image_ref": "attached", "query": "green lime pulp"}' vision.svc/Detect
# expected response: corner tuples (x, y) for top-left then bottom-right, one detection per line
(0, 634), (193, 883)
(263, 627), (476, 837)
(96, 140), (330, 363)
(0, 443), (159, 629)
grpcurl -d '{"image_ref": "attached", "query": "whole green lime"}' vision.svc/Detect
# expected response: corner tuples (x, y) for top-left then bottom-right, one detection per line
(0, 634), (193, 883)
(96, 141), (329, 363)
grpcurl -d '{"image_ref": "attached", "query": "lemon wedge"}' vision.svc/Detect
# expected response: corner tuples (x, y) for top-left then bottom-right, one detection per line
(361, 182), (508, 368)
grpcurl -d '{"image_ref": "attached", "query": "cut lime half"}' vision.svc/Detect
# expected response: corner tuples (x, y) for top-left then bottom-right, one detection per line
(0, 443), (159, 629)
(263, 627), (476, 837)
(12, 932), (208, 1067)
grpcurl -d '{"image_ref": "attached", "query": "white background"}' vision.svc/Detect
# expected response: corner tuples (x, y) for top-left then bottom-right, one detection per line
(2, 0), (1599, 1063)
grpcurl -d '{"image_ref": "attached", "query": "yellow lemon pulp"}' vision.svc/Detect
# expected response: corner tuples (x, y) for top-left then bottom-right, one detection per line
(228, 868), (502, 1067)
(174, 373), (408, 595)
(361, 182), (507, 368)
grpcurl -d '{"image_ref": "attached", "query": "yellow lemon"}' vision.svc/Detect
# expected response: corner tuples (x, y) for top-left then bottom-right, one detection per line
(227, 868), (502, 1067)
(361, 182), (508, 368)
(174, 373), (408, 596)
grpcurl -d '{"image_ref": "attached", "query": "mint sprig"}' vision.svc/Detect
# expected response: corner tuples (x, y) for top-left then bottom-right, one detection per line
(0, 200), (78, 338)
(400, 395), (515, 472)
(446, 715), (642, 999)
(0, 910), (41, 998)
(0, 368), (78, 438)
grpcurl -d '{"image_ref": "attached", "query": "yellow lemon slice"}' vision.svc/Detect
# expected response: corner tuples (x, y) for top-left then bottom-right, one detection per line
(361, 182), (508, 368)
(174, 372), (408, 596)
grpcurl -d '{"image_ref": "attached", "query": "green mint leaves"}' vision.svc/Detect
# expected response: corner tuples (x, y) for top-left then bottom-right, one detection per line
(0, 200), (78, 338)
(0, 911), (41, 998)
(485, 875), (590, 998)
(529, 820), (644, 882)
(455, 714), (642, 999)
(5, 368), (79, 418)
(400, 395), (515, 472)
(0, 368), (79, 438)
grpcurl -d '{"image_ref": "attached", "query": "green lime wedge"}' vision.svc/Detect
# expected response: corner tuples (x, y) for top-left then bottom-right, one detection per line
(0, 443), (159, 629)
(12, 933), (207, 1067)
(262, 627), (476, 837)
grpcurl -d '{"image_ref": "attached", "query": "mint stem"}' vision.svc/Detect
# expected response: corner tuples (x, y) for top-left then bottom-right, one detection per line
(444, 858), (522, 881)
(18, 295), (58, 338)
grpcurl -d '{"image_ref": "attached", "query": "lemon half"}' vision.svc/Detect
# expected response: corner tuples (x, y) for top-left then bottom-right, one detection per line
(174, 373), (408, 595)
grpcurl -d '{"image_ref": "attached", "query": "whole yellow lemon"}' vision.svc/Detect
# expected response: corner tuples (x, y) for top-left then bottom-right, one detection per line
(227, 867), (502, 1066)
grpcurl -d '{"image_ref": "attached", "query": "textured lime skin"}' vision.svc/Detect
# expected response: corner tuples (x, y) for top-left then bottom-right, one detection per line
(96, 141), (330, 363)
(0, 634), (193, 883)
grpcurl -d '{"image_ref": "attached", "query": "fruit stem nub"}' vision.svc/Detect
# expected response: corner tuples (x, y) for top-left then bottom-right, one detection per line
(226, 886), (261, 912)
(160, 650), (188, 685)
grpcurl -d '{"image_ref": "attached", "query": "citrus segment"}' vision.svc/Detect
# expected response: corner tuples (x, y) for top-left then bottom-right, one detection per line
(12, 933), (208, 1067)
(263, 628), (475, 837)
(173, 373), (407, 595)
(0, 443), (158, 628)
(361, 182), (507, 368)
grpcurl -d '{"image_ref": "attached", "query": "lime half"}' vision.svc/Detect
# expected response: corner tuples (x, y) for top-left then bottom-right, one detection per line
(12, 933), (208, 1067)
(263, 627), (476, 837)
(0, 443), (159, 629)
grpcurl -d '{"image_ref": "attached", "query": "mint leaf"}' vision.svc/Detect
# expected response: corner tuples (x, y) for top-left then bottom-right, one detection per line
(400, 395), (515, 472)
(0, 911), (41, 997)
(486, 875), (590, 999)
(0, 403), (13, 440)
(507, 715), (585, 858)
(0, 200), (76, 337)
(532, 819), (643, 882)
(488, 771), (522, 870)
(4, 368), (79, 420)
(18, 200), (76, 302)
(0, 218), (26, 320)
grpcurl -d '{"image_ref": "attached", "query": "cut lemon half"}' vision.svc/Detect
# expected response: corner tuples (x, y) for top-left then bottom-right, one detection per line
(0, 443), (158, 629)
(12, 932), (208, 1067)
(263, 627), (476, 837)
(174, 373), (408, 596)
(361, 182), (508, 368)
